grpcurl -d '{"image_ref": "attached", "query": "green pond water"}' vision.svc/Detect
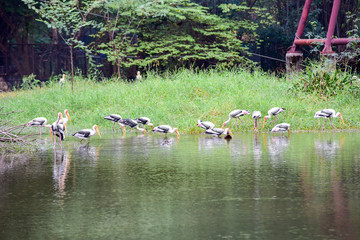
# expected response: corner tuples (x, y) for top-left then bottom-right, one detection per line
(1, 132), (360, 240)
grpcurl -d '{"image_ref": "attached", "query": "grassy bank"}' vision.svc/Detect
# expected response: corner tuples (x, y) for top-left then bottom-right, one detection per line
(1, 69), (359, 134)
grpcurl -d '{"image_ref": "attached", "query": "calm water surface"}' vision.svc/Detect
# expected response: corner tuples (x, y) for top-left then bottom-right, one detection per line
(1, 132), (360, 239)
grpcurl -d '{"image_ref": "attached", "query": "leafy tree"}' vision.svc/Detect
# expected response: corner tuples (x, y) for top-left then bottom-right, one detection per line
(22, 0), (103, 90)
(93, 0), (252, 74)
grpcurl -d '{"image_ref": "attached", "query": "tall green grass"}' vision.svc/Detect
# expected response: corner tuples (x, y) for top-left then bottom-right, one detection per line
(1, 68), (360, 134)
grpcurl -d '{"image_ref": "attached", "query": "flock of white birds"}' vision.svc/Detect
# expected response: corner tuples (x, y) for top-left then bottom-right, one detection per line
(26, 107), (345, 147)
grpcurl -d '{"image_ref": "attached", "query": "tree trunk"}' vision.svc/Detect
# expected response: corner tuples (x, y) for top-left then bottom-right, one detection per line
(70, 45), (74, 91)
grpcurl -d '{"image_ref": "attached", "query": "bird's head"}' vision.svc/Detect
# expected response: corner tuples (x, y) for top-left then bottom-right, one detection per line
(339, 113), (345, 125)
(65, 109), (72, 123)
(226, 128), (233, 138)
(149, 123), (154, 130)
(94, 125), (101, 137)
(221, 122), (227, 129)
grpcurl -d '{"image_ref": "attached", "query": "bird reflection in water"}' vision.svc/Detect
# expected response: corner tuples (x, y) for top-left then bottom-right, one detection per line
(314, 133), (345, 160)
(75, 145), (101, 164)
(266, 135), (290, 164)
(53, 150), (71, 207)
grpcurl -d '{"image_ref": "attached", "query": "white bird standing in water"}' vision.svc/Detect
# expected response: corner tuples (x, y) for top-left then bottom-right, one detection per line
(314, 109), (345, 130)
(119, 118), (146, 134)
(51, 112), (66, 148)
(271, 123), (290, 136)
(222, 109), (250, 128)
(136, 117), (154, 130)
(252, 111), (261, 130)
(197, 120), (215, 130)
(205, 127), (233, 138)
(59, 109), (72, 133)
(26, 117), (51, 137)
(263, 107), (285, 128)
(72, 125), (101, 144)
(104, 114), (126, 132)
(153, 125), (180, 137)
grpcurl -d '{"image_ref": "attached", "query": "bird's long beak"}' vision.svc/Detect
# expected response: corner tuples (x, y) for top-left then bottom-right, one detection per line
(66, 111), (72, 123)
(228, 129), (234, 138)
(150, 125), (154, 131)
(340, 114), (345, 125)
(262, 118), (267, 128)
(96, 126), (102, 137)
(221, 123), (226, 129)
(287, 129), (290, 136)
(62, 117), (68, 133)
(175, 129), (180, 137)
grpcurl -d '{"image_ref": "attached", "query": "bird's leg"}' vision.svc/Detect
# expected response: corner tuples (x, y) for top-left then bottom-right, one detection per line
(274, 116), (278, 124)
(40, 126), (42, 137)
(322, 118), (326, 131)
(112, 122), (115, 132)
(239, 118), (243, 125)
(329, 118), (336, 128)
(236, 118), (238, 127)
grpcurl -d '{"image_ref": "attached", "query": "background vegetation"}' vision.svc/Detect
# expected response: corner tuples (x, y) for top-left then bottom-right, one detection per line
(1, 69), (359, 135)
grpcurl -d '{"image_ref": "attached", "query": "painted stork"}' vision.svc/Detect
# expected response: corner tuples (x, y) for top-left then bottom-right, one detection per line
(51, 112), (66, 147)
(205, 127), (233, 138)
(58, 109), (72, 132)
(136, 71), (142, 80)
(119, 118), (146, 134)
(26, 117), (51, 137)
(72, 125), (101, 144)
(252, 111), (261, 130)
(59, 74), (66, 87)
(197, 120), (215, 130)
(136, 117), (154, 130)
(314, 109), (345, 130)
(153, 125), (180, 137)
(104, 114), (126, 132)
(222, 109), (250, 128)
(263, 107), (286, 128)
(271, 123), (290, 136)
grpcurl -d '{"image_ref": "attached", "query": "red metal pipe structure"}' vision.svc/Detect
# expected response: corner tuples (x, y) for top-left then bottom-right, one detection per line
(287, 0), (359, 55)
(288, 0), (313, 53)
(294, 38), (360, 45)
(321, 0), (341, 54)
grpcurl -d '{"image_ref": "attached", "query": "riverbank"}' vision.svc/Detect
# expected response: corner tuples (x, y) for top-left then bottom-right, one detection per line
(1, 69), (359, 134)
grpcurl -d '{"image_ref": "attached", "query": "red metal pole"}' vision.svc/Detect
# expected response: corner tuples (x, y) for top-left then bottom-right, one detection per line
(321, 0), (342, 54)
(288, 0), (313, 53)
(294, 38), (360, 45)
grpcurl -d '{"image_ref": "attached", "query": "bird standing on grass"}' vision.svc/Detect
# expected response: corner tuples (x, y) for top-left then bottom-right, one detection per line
(205, 127), (233, 138)
(222, 109), (250, 128)
(271, 123), (290, 136)
(314, 109), (345, 130)
(136, 71), (142, 80)
(59, 74), (66, 87)
(252, 111), (261, 130)
(72, 125), (101, 144)
(153, 125), (180, 137)
(26, 117), (52, 137)
(263, 107), (285, 128)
